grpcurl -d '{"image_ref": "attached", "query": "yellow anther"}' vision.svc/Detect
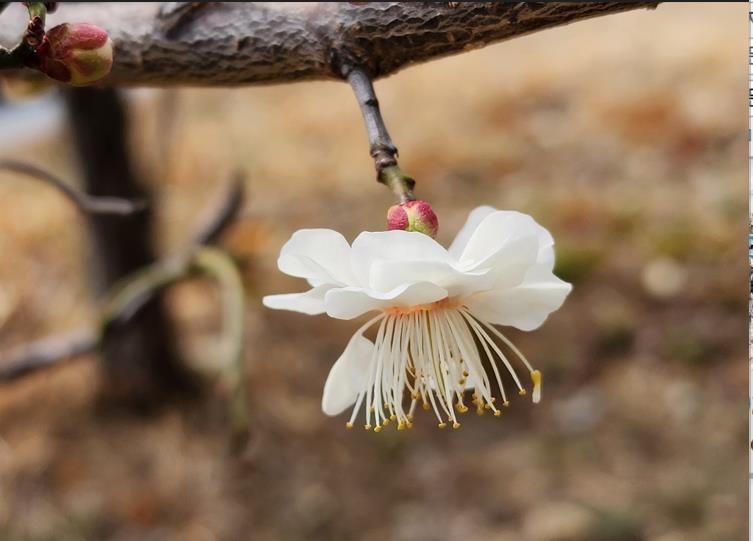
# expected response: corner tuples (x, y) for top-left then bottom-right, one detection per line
(484, 403), (491, 410)
(531, 370), (542, 404)
(407, 414), (414, 421)
(458, 378), (466, 386)
(422, 402), (430, 411)
(462, 371), (469, 377)
(503, 401), (510, 407)
(411, 393), (420, 400)
(519, 388), (527, 396)
(382, 419), (389, 427)
(438, 422), (447, 429)
(493, 410), (502, 417)
(476, 408), (484, 416)
(364, 424), (372, 430)
(346, 422), (354, 429)
(452, 422), (461, 429)
(397, 422), (406, 431)
(456, 404), (469, 413)
(406, 421), (414, 429)
(390, 414), (397, 421)
(374, 425), (382, 433)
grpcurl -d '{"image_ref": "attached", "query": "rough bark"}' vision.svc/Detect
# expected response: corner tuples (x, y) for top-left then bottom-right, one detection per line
(64, 87), (198, 410)
(1, 2), (659, 86)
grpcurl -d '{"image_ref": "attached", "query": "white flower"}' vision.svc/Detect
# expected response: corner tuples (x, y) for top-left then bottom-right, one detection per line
(263, 206), (572, 430)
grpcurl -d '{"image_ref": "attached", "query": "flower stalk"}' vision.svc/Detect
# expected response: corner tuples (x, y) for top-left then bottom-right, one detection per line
(345, 65), (418, 203)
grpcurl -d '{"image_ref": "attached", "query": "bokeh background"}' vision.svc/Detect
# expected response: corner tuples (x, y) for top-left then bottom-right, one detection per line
(0, 3), (746, 540)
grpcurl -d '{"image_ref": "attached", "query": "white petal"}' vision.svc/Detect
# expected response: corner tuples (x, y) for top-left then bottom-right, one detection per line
(277, 229), (354, 285)
(350, 230), (450, 289)
(324, 282), (448, 320)
(262, 285), (334, 315)
(370, 258), (494, 297)
(322, 333), (374, 415)
(482, 234), (540, 289)
(458, 211), (554, 270)
(448, 205), (497, 259)
(464, 264), (572, 331)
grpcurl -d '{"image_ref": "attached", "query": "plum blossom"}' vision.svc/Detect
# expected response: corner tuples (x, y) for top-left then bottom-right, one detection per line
(263, 206), (571, 430)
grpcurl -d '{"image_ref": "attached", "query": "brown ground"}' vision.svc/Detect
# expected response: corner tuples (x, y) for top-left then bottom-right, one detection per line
(0, 3), (746, 541)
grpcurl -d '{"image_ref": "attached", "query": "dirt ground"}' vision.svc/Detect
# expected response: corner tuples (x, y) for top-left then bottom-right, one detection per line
(0, 3), (747, 541)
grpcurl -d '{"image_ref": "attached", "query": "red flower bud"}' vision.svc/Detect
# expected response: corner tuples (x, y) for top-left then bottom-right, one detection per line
(387, 200), (439, 238)
(36, 23), (113, 86)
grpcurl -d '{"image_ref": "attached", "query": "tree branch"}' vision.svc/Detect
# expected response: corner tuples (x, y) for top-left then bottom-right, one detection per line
(0, 159), (146, 215)
(0, 2), (659, 86)
(0, 330), (96, 382)
(0, 177), (245, 384)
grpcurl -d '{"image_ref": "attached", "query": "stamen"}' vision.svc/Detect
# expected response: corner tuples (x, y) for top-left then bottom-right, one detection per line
(531, 369), (542, 404)
(343, 302), (543, 430)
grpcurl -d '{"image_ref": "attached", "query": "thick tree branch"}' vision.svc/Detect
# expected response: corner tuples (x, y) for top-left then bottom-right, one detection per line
(0, 2), (659, 86)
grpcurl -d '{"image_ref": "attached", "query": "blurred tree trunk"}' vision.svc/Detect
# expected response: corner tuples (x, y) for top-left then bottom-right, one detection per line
(64, 87), (197, 410)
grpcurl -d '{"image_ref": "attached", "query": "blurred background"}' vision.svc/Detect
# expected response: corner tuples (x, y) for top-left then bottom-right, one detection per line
(0, 3), (746, 540)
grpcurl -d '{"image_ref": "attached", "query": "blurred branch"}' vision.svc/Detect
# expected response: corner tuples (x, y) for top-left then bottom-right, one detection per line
(0, 159), (146, 215)
(0, 330), (96, 382)
(188, 172), (245, 247)
(0, 177), (246, 385)
(0, 2), (659, 85)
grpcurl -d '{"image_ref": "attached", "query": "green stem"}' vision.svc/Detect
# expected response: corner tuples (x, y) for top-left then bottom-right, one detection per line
(192, 247), (248, 437)
(25, 1), (46, 25)
(379, 165), (416, 203)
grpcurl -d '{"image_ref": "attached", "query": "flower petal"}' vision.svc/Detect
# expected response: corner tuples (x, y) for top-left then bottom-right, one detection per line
(370, 258), (494, 297)
(277, 229), (354, 286)
(448, 205), (497, 259)
(262, 284), (334, 315)
(458, 210), (554, 271)
(322, 333), (375, 415)
(481, 234), (540, 289)
(464, 264), (572, 331)
(324, 282), (448, 320)
(350, 230), (451, 289)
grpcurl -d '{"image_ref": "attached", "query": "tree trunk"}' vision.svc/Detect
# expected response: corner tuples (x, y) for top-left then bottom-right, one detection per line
(64, 87), (197, 410)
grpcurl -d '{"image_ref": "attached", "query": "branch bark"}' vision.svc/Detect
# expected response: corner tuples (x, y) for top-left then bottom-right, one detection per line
(0, 2), (659, 86)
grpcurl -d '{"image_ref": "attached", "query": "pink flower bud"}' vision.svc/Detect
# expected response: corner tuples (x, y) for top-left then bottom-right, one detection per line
(36, 23), (113, 86)
(387, 200), (439, 238)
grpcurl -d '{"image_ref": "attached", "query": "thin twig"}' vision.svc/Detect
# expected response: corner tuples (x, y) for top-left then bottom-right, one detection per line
(344, 66), (398, 173)
(345, 66), (416, 202)
(0, 159), (146, 215)
(0, 330), (97, 382)
(188, 172), (245, 247)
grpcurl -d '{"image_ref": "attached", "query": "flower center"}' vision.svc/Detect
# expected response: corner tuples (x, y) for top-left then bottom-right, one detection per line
(382, 297), (460, 316)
